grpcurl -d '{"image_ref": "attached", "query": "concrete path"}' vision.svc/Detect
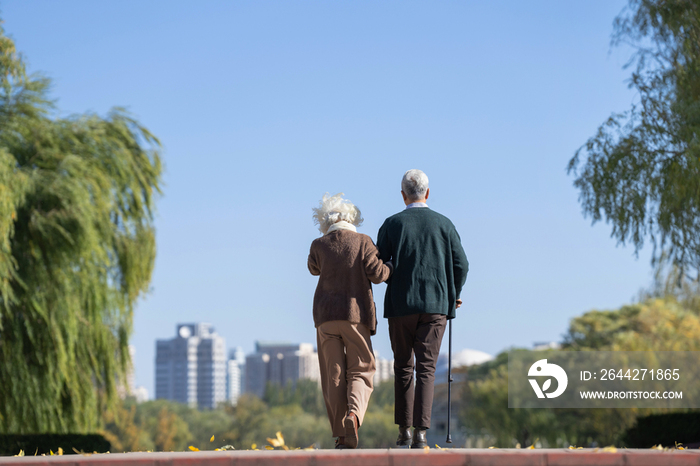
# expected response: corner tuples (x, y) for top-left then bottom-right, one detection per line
(1, 448), (699, 466)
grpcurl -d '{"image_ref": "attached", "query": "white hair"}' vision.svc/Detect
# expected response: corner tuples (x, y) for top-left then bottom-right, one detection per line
(312, 192), (364, 234)
(401, 169), (429, 201)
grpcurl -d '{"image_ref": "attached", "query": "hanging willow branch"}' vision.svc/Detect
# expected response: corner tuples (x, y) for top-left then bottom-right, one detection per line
(568, 0), (700, 280)
(0, 23), (162, 433)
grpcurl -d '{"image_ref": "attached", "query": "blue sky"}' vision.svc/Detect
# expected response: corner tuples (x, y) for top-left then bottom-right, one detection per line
(3, 1), (652, 398)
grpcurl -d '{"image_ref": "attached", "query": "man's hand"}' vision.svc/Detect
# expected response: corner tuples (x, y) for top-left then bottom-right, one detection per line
(455, 299), (463, 309)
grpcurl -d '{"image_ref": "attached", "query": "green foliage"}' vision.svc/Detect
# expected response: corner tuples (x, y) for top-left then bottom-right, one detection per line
(260, 380), (396, 448)
(101, 381), (400, 451)
(222, 394), (270, 448)
(462, 297), (700, 447)
(462, 358), (559, 447)
(132, 400), (193, 452)
(263, 379), (325, 417)
(562, 296), (700, 351)
(358, 405), (396, 448)
(367, 380), (394, 411)
(641, 264), (700, 312)
(0, 24), (162, 433)
(568, 0), (700, 277)
(101, 400), (154, 452)
(462, 353), (638, 447)
(360, 381), (397, 448)
(558, 296), (700, 444)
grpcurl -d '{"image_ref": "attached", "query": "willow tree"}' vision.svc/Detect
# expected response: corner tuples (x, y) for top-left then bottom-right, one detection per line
(0, 25), (162, 433)
(568, 0), (700, 279)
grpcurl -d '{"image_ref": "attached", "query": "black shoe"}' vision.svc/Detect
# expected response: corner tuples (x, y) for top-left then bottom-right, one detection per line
(396, 426), (412, 448)
(335, 437), (347, 449)
(411, 428), (427, 448)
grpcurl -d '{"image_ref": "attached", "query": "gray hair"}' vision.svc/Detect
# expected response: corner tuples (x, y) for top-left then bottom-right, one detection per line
(312, 192), (363, 234)
(401, 169), (429, 201)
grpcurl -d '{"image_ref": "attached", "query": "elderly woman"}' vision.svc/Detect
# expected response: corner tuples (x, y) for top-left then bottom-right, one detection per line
(308, 193), (392, 449)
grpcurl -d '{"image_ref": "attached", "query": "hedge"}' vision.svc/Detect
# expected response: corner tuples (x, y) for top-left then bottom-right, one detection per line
(0, 434), (111, 456)
(623, 412), (700, 448)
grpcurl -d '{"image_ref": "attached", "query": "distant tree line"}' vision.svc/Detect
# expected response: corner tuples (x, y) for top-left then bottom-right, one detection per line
(101, 379), (397, 451)
(460, 292), (700, 448)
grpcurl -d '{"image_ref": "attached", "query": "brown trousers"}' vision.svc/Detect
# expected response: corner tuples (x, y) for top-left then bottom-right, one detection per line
(316, 321), (376, 437)
(388, 313), (447, 429)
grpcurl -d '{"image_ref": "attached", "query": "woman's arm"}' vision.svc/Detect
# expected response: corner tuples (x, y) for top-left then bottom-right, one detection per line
(308, 244), (321, 276)
(363, 238), (392, 284)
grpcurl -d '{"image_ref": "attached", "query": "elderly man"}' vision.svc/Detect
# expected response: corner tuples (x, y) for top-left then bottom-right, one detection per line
(377, 169), (469, 448)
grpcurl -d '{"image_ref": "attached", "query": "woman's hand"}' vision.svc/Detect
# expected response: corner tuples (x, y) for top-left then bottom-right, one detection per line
(455, 299), (463, 309)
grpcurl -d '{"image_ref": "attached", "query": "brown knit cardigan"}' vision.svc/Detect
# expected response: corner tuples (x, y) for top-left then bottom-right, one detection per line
(308, 229), (392, 335)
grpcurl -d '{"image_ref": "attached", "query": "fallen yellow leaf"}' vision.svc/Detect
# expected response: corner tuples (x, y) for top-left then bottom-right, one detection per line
(14, 450), (24, 457)
(210, 435), (215, 442)
(251, 443), (257, 450)
(57, 447), (63, 456)
(601, 446), (617, 453)
(267, 431), (286, 448)
(188, 446), (199, 451)
(423, 445), (430, 452)
(265, 445), (274, 450)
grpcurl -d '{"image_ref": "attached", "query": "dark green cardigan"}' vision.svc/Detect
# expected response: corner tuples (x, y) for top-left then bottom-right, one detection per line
(377, 207), (468, 320)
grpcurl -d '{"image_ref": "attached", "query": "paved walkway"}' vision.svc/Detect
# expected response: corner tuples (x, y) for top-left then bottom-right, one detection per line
(1, 448), (699, 466)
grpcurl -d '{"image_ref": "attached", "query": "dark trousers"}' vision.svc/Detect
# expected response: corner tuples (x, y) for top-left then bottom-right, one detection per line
(388, 313), (447, 429)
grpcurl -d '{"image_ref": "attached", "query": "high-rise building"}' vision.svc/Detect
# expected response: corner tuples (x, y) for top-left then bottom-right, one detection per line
(244, 342), (320, 398)
(117, 345), (137, 399)
(227, 347), (246, 405)
(373, 351), (395, 385)
(155, 323), (227, 409)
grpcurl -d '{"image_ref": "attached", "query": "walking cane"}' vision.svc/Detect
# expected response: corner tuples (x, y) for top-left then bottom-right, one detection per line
(446, 317), (453, 443)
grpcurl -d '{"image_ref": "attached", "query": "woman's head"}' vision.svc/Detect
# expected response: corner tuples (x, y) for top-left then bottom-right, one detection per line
(312, 193), (364, 234)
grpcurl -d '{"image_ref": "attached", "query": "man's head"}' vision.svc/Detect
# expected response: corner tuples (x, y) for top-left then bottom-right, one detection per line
(401, 169), (430, 204)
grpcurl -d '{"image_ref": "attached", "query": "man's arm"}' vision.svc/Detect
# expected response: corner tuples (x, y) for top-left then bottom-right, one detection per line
(451, 228), (469, 301)
(376, 221), (392, 263)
